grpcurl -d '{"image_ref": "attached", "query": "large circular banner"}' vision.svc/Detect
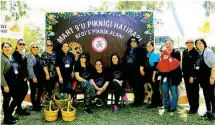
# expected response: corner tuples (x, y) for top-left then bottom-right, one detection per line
(46, 11), (154, 67)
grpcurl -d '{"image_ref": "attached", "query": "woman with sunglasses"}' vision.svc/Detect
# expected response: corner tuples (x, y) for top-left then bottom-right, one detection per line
(108, 54), (130, 113)
(124, 37), (146, 107)
(12, 39), (30, 116)
(27, 43), (44, 111)
(1, 42), (19, 124)
(56, 42), (75, 95)
(41, 40), (57, 99)
(74, 53), (95, 114)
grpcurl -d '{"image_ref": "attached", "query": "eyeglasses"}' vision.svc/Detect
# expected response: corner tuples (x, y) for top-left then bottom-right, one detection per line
(146, 45), (152, 47)
(32, 46), (38, 49)
(18, 43), (25, 46)
(46, 44), (53, 47)
(186, 42), (194, 44)
(81, 56), (86, 59)
(3, 46), (10, 49)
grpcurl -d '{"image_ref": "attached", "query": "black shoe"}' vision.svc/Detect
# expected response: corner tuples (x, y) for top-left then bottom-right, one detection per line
(201, 111), (211, 118)
(205, 112), (215, 120)
(207, 115), (215, 120)
(11, 116), (19, 121)
(32, 106), (42, 111)
(171, 109), (177, 112)
(17, 109), (30, 116)
(132, 102), (143, 107)
(146, 104), (158, 109)
(4, 118), (16, 124)
(167, 108), (172, 112)
(84, 107), (94, 114)
(187, 110), (197, 114)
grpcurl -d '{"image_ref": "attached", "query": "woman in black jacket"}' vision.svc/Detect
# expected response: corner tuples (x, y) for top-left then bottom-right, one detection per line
(1, 42), (19, 124)
(12, 39), (30, 115)
(182, 39), (199, 114)
(124, 37), (146, 107)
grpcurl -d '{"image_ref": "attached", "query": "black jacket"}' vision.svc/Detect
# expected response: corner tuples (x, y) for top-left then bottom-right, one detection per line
(182, 47), (199, 78)
(170, 49), (182, 85)
(12, 51), (28, 80)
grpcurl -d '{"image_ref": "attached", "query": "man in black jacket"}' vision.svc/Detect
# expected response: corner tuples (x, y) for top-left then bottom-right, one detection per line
(182, 39), (199, 114)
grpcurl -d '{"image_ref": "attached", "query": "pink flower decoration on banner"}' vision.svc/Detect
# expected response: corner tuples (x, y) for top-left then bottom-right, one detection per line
(144, 16), (148, 20)
(51, 17), (55, 21)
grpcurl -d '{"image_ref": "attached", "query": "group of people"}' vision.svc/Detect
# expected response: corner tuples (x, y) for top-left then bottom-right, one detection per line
(1, 37), (215, 124)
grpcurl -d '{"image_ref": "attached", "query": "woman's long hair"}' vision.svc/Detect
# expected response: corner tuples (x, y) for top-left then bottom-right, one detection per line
(126, 36), (139, 48)
(76, 53), (90, 66)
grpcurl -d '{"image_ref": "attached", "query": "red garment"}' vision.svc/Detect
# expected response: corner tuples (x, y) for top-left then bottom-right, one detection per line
(157, 55), (180, 73)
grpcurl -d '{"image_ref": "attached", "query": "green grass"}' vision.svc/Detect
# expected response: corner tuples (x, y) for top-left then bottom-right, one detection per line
(14, 104), (214, 125)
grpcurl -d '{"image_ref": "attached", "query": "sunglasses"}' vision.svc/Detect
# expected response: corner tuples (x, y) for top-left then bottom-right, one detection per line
(131, 38), (137, 42)
(32, 46), (38, 49)
(4, 46), (11, 49)
(18, 43), (25, 46)
(46, 44), (53, 47)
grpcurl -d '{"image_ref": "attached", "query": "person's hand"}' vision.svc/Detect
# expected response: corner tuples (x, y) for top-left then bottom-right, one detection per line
(96, 90), (102, 95)
(71, 72), (74, 78)
(119, 81), (123, 86)
(46, 75), (50, 80)
(33, 78), (38, 83)
(152, 76), (155, 83)
(210, 77), (215, 85)
(59, 77), (63, 84)
(140, 70), (145, 76)
(140, 66), (145, 76)
(24, 78), (27, 81)
(97, 87), (103, 91)
(189, 77), (194, 84)
(4, 86), (9, 93)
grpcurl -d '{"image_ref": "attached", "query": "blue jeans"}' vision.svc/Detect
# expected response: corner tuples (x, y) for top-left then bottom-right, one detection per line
(161, 77), (178, 110)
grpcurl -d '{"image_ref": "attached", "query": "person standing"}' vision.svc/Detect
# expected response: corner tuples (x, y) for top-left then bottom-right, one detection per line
(145, 41), (162, 108)
(56, 42), (75, 95)
(161, 39), (182, 112)
(195, 38), (215, 120)
(41, 40), (57, 99)
(12, 39), (30, 115)
(182, 39), (199, 114)
(27, 43), (44, 111)
(1, 42), (19, 124)
(124, 37), (146, 107)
